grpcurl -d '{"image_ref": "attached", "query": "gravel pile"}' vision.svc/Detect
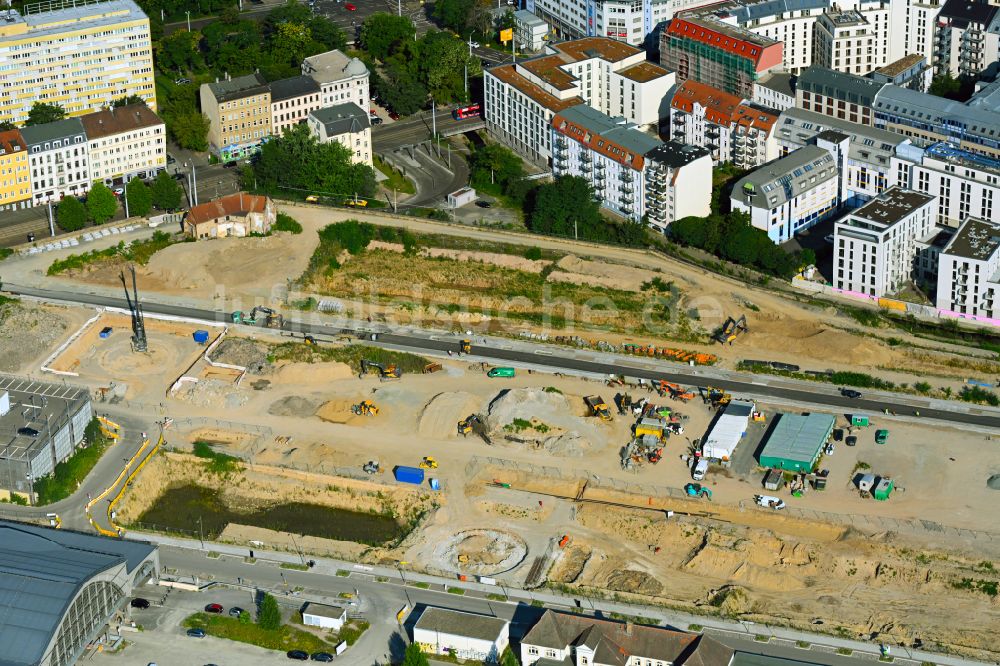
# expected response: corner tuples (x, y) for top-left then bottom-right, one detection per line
(211, 337), (271, 373)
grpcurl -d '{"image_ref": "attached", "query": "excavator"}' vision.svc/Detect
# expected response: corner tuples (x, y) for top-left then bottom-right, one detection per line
(351, 400), (379, 416)
(457, 414), (491, 443)
(231, 306), (283, 329)
(655, 381), (695, 402)
(702, 386), (732, 409)
(359, 359), (401, 380)
(713, 314), (748, 345)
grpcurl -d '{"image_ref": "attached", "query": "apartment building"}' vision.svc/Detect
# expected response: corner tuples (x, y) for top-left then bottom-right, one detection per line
(833, 187), (936, 297)
(484, 37), (674, 164)
(524, 0), (707, 47)
(0, 0), (155, 126)
(660, 15), (783, 98)
(731, 145), (841, 243)
(887, 0), (943, 65)
(200, 73), (272, 162)
(794, 66), (886, 126)
(20, 118), (90, 205)
(0, 129), (31, 211)
(753, 72), (796, 112)
(870, 54), (932, 92)
(550, 105), (712, 227)
(514, 10), (548, 52)
(933, 0), (999, 78)
(813, 5), (891, 76)
(307, 104), (372, 167)
(80, 104), (165, 186)
(936, 216), (1000, 318)
(270, 76), (322, 138)
(301, 50), (370, 110)
(872, 84), (1000, 159)
(521, 610), (734, 666)
(893, 141), (1000, 228)
(668, 80), (779, 168)
(774, 107), (910, 205)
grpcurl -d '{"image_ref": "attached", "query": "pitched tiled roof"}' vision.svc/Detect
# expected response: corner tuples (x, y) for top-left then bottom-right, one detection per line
(488, 65), (585, 112)
(733, 102), (778, 133)
(666, 16), (779, 63)
(0, 129), (27, 156)
(187, 192), (269, 225)
(79, 104), (163, 140)
(552, 106), (659, 171)
(672, 80), (745, 125)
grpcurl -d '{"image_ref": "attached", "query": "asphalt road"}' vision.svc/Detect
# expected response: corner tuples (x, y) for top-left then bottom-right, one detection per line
(373, 109), (482, 152)
(4, 282), (1000, 429)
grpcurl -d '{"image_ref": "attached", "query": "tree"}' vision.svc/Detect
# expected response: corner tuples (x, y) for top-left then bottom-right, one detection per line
(112, 95), (147, 108)
(156, 30), (205, 73)
(528, 176), (603, 239)
(168, 111), (210, 151)
(24, 102), (66, 127)
(469, 144), (525, 195)
(433, 0), (476, 34)
(257, 593), (281, 631)
(500, 647), (519, 666)
(417, 31), (479, 102)
(402, 643), (429, 666)
(86, 183), (118, 225)
(0, 120), (16, 131)
(375, 63), (427, 116)
(361, 13), (416, 61)
(929, 72), (961, 99)
(125, 177), (152, 217)
(56, 196), (87, 232)
(151, 170), (184, 211)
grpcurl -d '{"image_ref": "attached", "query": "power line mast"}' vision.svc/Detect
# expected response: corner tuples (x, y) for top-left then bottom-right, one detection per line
(120, 265), (148, 352)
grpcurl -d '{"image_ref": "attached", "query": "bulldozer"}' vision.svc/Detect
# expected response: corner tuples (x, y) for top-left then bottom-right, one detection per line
(419, 456), (438, 469)
(460, 339), (472, 354)
(713, 314), (748, 345)
(360, 359), (401, 380)
(351, 400), (379, 416)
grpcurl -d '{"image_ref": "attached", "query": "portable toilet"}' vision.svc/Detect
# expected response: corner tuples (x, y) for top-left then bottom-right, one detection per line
(873, 477), (894, 501)
(851, 414), (870, 427)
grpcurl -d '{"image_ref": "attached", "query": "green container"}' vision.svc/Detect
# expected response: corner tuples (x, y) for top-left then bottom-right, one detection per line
(851, 414), (870, 427)
(487, 367), (516, 378)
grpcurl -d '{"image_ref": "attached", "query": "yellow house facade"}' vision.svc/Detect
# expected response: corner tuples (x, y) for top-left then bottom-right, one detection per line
(0, 129), (32, 211)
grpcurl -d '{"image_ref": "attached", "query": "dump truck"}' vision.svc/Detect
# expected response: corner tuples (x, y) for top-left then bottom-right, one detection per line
(584, 395), (612, 421)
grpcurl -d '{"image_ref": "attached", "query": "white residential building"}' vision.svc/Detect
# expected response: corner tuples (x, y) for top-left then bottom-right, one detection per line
(936, 217), (1000, 319)
(887, 0), (943, 65)
(932, 0), (1000, 79)
(669, 80), (779, 169)
(892, 142), (1000, 228)
(413, 608), (510, 663)
(80, 104), (165, 186)
(485, 37), (674, 164)
(514, 9), (548, 51)
(20, 118), (90, 206)
(520, 610), (734, 666)
(753, 72), (797, 112)
(813, 5), (891, 76)
(524, 0), (707, 47)
(551, 105), (712, 228)
(301, 50), (370, 110)
(774, 107), (911, 206)
(833, 187), (936, 297)
(794, 66), (886, 126)
(731, 145), (841, 243)
(270, 75), (323, 137)
(307, 104), (373, 167)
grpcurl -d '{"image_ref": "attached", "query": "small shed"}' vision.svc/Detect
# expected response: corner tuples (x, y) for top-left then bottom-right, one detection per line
(873, 478), (894, 501)
(302, 602), (346, 631)
(757, 412), (836, 472)
(858, 473), (876, 494)
(851, 414), (870, 427)
(447, 187), (477, 208)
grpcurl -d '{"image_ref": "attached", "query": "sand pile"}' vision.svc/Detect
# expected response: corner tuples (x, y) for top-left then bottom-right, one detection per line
(418, 392), (482, 438)
(316, 398), (371, 424)
(605, 569), (663, 595)
(271, 361), (353, 385)
(707, 585), (755, 615)
(268, 396), (319, 418)
(549, 545), (592, 584)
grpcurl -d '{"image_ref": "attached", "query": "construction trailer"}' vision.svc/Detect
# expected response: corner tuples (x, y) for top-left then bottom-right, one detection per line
(757, 412), (836, 472)
(700, 399), (755, 462)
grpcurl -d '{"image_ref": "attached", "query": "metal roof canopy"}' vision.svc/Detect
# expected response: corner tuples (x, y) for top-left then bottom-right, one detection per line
(758, 412), (836, 466)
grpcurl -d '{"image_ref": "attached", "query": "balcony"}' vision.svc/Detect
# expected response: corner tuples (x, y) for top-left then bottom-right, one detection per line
(621, 184), (634, 195)
(580, 153), (592, 163)
(595, 162), (606, 170)
(622, 172), (634, 183)
(594, 172), (606, 182)
(580, 162), (592, 173)
(706, 127), (720, 138)
(673, 116), (685, 125)
(672, 129), (685, 139)
(555, 138), (568, 149)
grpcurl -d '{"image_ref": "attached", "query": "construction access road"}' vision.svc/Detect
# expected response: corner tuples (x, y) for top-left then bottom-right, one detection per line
(4, 282), (1000, 430)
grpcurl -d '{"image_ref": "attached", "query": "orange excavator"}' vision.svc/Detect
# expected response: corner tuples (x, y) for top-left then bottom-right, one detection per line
(656, 380), (695, 402)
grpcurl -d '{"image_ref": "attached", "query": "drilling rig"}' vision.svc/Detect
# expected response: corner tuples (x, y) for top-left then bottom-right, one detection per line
(120, 265), (148, 352)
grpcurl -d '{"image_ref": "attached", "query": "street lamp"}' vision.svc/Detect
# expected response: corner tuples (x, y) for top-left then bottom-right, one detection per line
(185, 10), (191, 31)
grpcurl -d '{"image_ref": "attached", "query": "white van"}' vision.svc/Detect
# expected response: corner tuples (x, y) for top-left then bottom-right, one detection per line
(692, 458), (708, 481)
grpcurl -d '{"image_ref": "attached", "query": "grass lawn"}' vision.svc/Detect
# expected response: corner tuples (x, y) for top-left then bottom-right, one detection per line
(48, 230), (180, 275)
(374, 156), (416, 195)
(34, 419), (111, 505)
(183, 612), (332, 652)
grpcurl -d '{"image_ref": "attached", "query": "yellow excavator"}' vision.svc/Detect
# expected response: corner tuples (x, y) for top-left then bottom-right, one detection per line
(359, 359), (401, 380)
(351, 400), (379, 416)
(713, 314), (748, 345)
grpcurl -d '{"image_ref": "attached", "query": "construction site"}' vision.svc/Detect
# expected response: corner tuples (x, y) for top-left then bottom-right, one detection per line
(0, 209), (999, 660)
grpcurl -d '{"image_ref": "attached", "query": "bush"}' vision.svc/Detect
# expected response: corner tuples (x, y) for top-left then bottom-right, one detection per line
(524, 247), (542, 261)
(403, 643), (430, 666)
(959, 386), (1000, 406)
(184, 612), (330, 652)
(257, 593), (281, 631)
(56, 196), (88, 232)
(273, 213), (303, 234)
(0, 248), (13, 261)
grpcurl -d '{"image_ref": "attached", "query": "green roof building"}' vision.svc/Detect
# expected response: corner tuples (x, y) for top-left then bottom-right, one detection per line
(758, 413), (836, 472)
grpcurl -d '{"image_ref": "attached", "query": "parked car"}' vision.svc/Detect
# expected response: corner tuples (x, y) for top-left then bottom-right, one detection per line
(287, 651), (309, 661)
(370, 116), (383, 125)
(311, 654), (335, 662)
(112, 186), (125, 196)
(130, 598), (150, 609)
(228, 606), (245, 618)
(344, 2), (356, 9)
(222, 161), (238, 169)
(845, 435), (858, 447)
(824, 443), (835, 456)
(840, 388), (862, 399)
(388, 111), (400, 120)
(305, 195), (319, 203)
(832, 428), (843, 442)
(475, 200), (492, 208)
(204, 603), (224, 614)
(186, 628), (206, 638)
(16, 427), (39, 437)
(174, 77), (191, 85)
(166, 153), (176, 165)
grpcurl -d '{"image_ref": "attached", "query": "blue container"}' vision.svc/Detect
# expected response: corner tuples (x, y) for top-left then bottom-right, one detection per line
(193, 330), (210, 344)
(393, 465), (425, 485)
(99, 327), (113, 339)
(429, 478), (441, 491)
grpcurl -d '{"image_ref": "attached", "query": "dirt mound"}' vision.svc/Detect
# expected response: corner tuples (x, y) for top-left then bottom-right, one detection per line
(539, 432), (592, 457)
(547, 255), (660, 293)
(212, 337), (270, 371)
(367, 241), (551, 273)
(989, 474), (1000, 490)
(0, 301), (71, 372)
(708, 585), (755, 615)
(747, 324), (889, 367)
(268, 396), (319, 418)
(316, 398), (374, 424)
(486, 388), (601, 456)
(271, 361), (353, 385)
(418, 392), (482, 438)
(605, 569), (663, 595)
(433, 529), (528, 575)
(549, 545), (592, 583)
(173, 379), (250, 409)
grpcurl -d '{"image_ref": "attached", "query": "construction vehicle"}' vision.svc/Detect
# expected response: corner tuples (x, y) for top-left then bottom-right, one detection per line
(423, 362), (443, 373)
(362, 460), (381, 474)
(584, 395), (612, 421)
(303, 334), (317, 345)
(703, 386), (732, 408)
(457, 414), (482, 437)
(360, 359), (401, 380)
(684, 483), (712, 500)
(231, 306), (283, 328)
(613, 393), (631, 415)
(558, 535), (570, 548)
(460, 339), (472, 354)
(635, 417), (666, 440)
(657, 381), (695, 402)
(351, 400), (379, 416)
(487, 367), (515, 378)
(752, 410), (766, 422)
(713, 314), (748, 345)
(875, 429), (889, 445)
(419, 456), (438, 469)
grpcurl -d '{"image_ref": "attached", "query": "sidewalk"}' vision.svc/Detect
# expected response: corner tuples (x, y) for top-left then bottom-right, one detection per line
(137, 532), (987, 666)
